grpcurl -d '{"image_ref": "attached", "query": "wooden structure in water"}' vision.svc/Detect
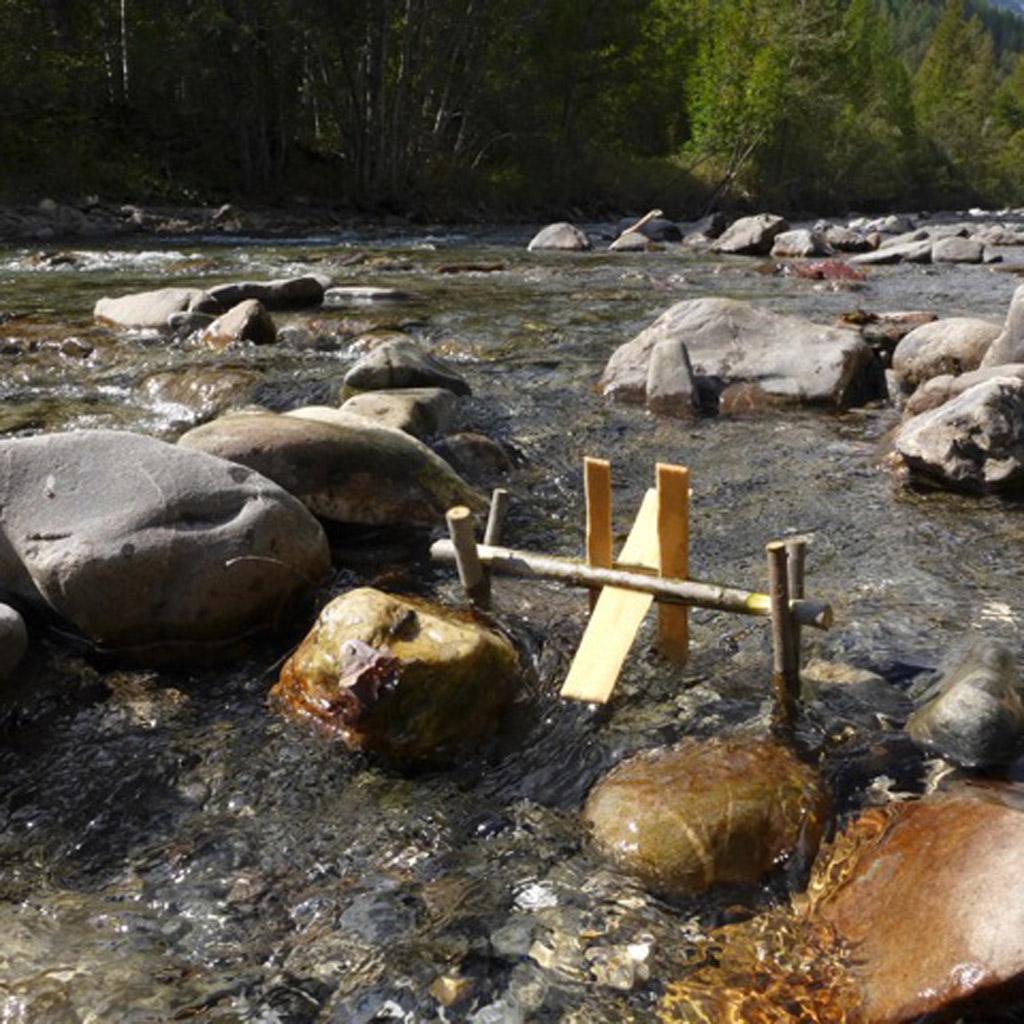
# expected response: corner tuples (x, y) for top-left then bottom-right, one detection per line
(430, 459), (832, 723)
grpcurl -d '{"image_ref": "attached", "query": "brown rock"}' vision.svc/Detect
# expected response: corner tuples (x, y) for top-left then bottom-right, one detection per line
(201, 299), (277, 350)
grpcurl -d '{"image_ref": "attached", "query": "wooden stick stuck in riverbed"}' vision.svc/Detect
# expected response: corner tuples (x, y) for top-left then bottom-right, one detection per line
(785, 537), (807, 673)
(445, 506), (490, 610)
(618, 208), (663, 240)
(768, 541), (800, 728)
(657, 463), (690, 663)
(584, 457), (613, 611)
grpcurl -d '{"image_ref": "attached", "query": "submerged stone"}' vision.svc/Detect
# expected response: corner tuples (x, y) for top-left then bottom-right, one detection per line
(583, 737), (830, 897)
(271, 588), (519, 759)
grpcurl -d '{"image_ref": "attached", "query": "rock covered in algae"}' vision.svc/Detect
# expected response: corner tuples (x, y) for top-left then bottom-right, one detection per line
(271, 588), (519, 759)
(659, 786), (1024, 1023)
(178, 411), (485, 527)
(583, 737), (830, 897)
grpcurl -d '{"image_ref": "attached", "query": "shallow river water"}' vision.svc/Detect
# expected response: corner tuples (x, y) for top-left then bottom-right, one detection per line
(2, 225), (1024, 1022)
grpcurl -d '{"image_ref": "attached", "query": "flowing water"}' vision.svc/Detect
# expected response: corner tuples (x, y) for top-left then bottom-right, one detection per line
(2, 225), (1024, 1022)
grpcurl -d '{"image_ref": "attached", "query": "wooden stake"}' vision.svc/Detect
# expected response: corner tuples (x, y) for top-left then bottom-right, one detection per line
(430, 537), (833, 629)
(656, 463), (689, 662)
(484, 488), (509, 546)
(785, 537), (807, 672)
(768, 541), (799, 729)
(561, 488), (661, 703)
(446, 506), (490, 610)
(618, 208), (663, 240)
(584, 457), (613, 611)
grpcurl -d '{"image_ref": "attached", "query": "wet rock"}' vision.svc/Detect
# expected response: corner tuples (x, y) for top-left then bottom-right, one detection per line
(0, 430), (329, 662)
(645, 338), (699, 417)
(823, 225), (874, 253)
(167, 310), (216, 335)
(0, 602), (28, 682)
(207, 275), (327, 310)
(527, 222), (591, 252)
(770, 229), (833, 258)
(178, 411), (485, 526)
(894, 376), (1024, 493)
(583, 737), (830, 897)
(601, 297), (875, 408)
(609, 231), (652, 252)
(840, 310), (938, 363)
(323, 286), (415, 305)
(342, 337), (470, 396)
(200, 299), (277, 350)
(717, 381), (783, 416)
(879, 227), (930, 250)
(339, 388), (457, 438)
(94, 287), (219, 329)
(614, 216), (682, 242)
(891, 317), (1001, 392)
(980, 282), (1024, 368)
(808, 788), (1024, 1022)
(438, 432), (513, 482)
(858, 212), (916, 234)
(906, 363), (1024, 416)
(271, 588), (519, 759)
(850, 239), (933, 265)
(712, 213), (788, 256)
(788, 259), (865, 283)
(932, 236), (985, 263)
(141, 366), (263, 424)
(906, 641), (1024, 767)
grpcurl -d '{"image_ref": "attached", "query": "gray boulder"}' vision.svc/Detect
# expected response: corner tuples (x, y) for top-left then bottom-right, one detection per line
(178, 411), (485, 526)
(851, 240), (933, 265)
(0, 603), (27, 681)
(932, 237), (986, 264)
(713, 213), (789, 256)
(823, 226), (874, 253)
(343, 337), (470, 396)
(980, 283), (1024, 368)
(94, 288), (218, 329)
(770, 229), (833, 258)
(0, 430), (329, 661)
(891, 317), (1001, 392)
(201, 299), (277, 350)
(338, 388), (457, 438)
(601, 298), (875, 408)
(894, 376), (1024, 492)
(527, 222), (591, 252)
(645, 338), (699, 417)
(906, 363), (1024, 417)
(206, 275), (327, 310)
(907, 642), (1024, 767)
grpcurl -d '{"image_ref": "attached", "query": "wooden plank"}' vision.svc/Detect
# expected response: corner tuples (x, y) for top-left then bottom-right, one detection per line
(656, 463), (689, 662)
(584, 457), (613, 611)
(561, 488), (660, 703)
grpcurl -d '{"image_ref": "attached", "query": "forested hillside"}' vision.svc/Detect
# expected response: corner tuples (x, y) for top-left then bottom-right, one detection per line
(3, 0), (1024, 216)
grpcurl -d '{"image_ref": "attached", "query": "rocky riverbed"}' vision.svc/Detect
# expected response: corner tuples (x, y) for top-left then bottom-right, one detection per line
(3, 210), (1024, 1021)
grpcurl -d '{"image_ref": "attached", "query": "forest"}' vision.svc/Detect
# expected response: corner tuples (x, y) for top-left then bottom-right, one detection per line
(3, 0), (1024, 217)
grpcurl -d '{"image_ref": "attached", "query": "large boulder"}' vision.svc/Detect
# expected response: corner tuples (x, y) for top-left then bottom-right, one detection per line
(770, 229), (833, 258)
(94, 287), (218, 329)
(932, 236), (985, 263)
(527, 222), (591, 252)
(906, 641), (1024, 767)
(200, 299), (277, 350)
(894, 376), (1024, 492)
(659, 787), (1024, 1024)
(823, 225), (874, 253)
(178, 411), (485, 526)
(271, 588), (519, 759)
(206, 275), (327, 310)
(601, 298), (875, 408)
(980, 283), (1024, 368)
(342, 337), (470, 396)
(890, 317), (1001, 392)
(713, 213), (789, 256)
(851, 239), (933, 265)
(583, 737), (830, 897)
(0, 430), (329, 662)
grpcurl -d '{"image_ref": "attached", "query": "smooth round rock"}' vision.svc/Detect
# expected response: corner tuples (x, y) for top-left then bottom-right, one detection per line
(584, 737), (830, 896)
(527, 222), (591, 252)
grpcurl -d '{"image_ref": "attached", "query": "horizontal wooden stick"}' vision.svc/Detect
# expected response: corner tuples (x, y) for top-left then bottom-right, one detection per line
(430, 539), (832, 629)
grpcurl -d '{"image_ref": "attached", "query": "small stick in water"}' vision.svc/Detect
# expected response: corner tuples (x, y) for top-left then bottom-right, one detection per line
(446, 506), (490, 610)
(767, 541), (799, 731)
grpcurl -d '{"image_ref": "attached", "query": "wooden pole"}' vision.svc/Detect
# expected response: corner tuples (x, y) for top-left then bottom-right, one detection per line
(618, 208), (663, 240)
(430, 537), (832, 629)
(584, 457), (613, 611)
(767, 541), (799, 729)
(656, 463), (689, 662)
(785, 537), (807, 673)
(484, 488), (509, 546)
(446, 506), (490, 610)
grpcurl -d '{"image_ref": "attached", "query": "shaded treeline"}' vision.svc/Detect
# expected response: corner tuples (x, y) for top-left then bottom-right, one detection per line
(2, 0), (1024, 215)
